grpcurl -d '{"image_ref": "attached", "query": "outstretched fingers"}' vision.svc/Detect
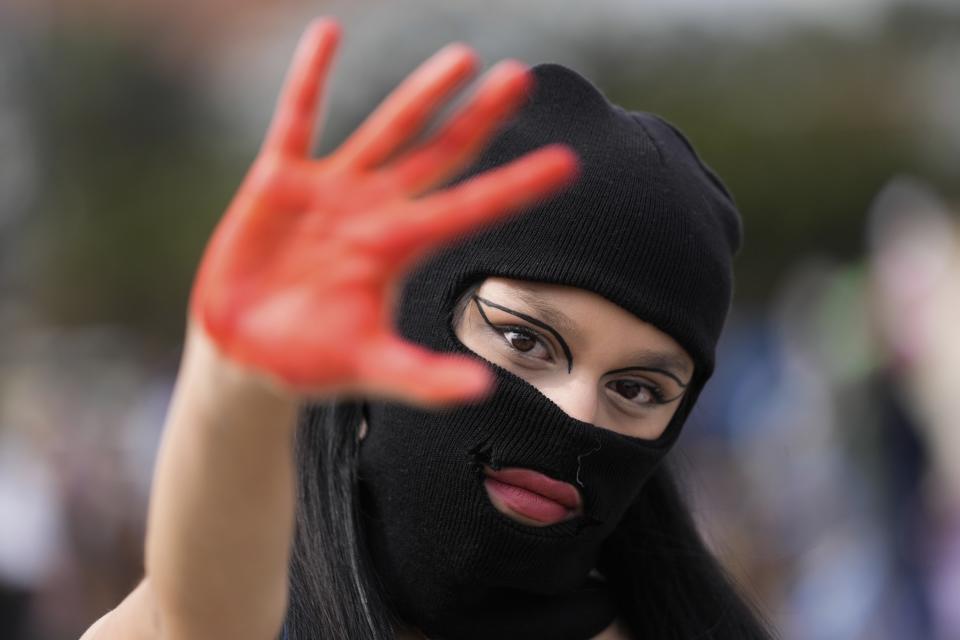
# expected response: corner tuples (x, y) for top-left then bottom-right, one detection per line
(386, 144), (580, 261)
(263, 18), (342, 158)
(334, 43), (479, 170)
(385, 59), (533, 197)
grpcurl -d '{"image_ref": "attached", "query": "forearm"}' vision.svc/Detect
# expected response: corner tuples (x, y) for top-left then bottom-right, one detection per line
(132, 16), (561, 638)
(145, 324), (300, 640)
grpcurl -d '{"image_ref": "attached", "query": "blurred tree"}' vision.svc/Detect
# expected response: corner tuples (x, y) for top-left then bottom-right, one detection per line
(16, 2), (960, 341)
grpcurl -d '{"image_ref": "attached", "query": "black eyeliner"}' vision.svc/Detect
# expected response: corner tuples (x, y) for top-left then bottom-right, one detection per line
(472, 295), (574, 373)
(608, 379), (684, 406)
(606, 366), (689, 389)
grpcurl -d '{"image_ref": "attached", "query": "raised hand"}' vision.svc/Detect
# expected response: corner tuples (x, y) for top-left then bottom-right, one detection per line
(188, 18), (579, 405)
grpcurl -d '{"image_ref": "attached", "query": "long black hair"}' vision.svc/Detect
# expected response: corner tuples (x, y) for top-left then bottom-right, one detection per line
(282, 285), (776, 639)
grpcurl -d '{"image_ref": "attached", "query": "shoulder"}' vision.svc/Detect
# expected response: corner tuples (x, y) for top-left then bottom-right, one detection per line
(78, 578), (161, 640)
(593, 617), (634, 640)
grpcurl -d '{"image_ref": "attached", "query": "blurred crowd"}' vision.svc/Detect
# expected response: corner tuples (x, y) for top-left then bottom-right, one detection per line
(683, 177), (960, 639)
(1, 1), (958, 638)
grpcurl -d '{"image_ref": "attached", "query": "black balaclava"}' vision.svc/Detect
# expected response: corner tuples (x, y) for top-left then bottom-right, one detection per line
(358, 63), (742, 640)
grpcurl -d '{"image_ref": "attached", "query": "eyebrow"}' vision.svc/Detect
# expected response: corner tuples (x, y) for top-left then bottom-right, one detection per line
(475, 288), (693, 384)
(608, 358), (691, 388)
(510, 289), (584, 342)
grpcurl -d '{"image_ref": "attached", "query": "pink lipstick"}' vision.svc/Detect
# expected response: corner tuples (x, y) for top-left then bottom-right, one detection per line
(482, 466), (582, 525)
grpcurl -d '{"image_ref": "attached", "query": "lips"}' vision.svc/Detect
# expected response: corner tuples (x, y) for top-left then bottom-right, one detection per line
(482, 466), (583, 525)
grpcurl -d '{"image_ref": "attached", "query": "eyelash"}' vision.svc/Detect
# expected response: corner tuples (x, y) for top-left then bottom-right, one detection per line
(491, 324), (669, 408)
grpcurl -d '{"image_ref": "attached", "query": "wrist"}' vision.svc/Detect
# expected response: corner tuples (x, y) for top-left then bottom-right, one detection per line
(178, 320), (300, 434)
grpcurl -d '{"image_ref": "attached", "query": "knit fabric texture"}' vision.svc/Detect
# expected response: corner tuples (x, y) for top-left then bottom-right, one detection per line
(356, 62), (744, 639)
(401, 62), (742, 393)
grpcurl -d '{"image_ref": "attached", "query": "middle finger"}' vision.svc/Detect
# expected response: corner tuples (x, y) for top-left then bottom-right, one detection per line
(381, 59), (533, 197)
(333, 43), (478, 170)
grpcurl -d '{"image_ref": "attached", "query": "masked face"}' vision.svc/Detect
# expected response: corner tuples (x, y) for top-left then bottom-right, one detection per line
(451, 276), (692, 526)
(358, 276), (695, 639)
(355, 61), (736, 639)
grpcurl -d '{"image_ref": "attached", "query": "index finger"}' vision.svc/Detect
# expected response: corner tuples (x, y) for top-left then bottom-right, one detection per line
(384, 145), (580, 264)
(262, 18), (341, 157)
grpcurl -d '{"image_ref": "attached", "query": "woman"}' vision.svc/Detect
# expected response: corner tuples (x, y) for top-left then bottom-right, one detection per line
(82, 17), (773, 640)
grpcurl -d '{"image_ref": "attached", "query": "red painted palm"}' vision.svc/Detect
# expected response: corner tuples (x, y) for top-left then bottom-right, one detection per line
(189, 18), (578, 404)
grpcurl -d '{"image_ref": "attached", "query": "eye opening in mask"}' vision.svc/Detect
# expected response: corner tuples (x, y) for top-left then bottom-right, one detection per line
(445, 275), (697, 449)
(469, 294), (688, 413)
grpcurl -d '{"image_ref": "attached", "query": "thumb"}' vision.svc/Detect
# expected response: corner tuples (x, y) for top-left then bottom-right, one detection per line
(355, 335), (493, 407)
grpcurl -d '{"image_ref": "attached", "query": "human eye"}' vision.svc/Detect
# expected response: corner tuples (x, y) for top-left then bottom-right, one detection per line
(493, 325), (554, 363)
(605, 378), (668, 410)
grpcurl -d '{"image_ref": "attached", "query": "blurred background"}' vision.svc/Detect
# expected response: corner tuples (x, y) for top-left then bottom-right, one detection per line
(1, 0), (958, 637)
